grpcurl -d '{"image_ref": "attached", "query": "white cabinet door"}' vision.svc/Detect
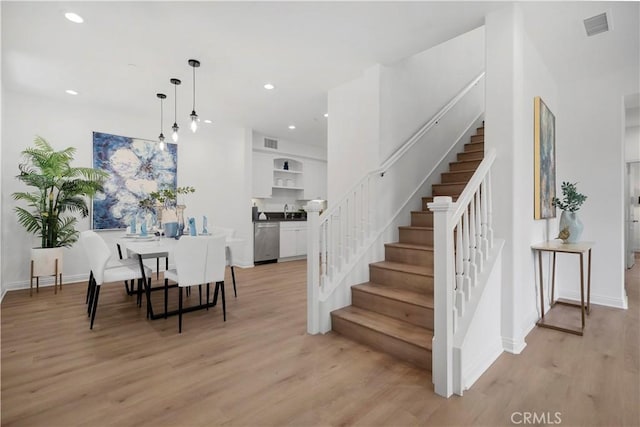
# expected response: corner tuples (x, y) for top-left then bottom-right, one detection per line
(303, 159), (327, 200)
(252, 152), (273, 198)
(296, 226), (307, 256)
(279, 228), (297, 258)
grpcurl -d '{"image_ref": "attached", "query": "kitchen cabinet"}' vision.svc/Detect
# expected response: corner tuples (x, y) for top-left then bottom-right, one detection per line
(252, 152), (273, 198)
(279, 221), (307, 258)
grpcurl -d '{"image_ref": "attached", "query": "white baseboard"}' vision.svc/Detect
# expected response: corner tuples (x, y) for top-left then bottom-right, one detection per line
(462, 336), (503, 390)
(3, 273), (88, 293)
(558, 289), (628, 309)
(502, 335), (527, 354)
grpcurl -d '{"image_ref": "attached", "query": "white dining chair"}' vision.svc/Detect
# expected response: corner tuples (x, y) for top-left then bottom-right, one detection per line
(209, 225), (238, 297)
(164, 236), (208, 333)
(80, 230), (151, 330)
(205, 234), (228, 322)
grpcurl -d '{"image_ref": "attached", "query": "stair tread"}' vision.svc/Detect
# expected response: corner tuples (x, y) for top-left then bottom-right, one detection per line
(463, 147), (484, 153)
(353, 282), (434, 308)
(332, 306), (433, 350)
(370, 261), (433, 276)
(385, 242), (434, 251)
(398, 225), (433, 231)
(450, 159), (481, 165)
(411, 210), (433, 215)
(432, 181), (468, 187)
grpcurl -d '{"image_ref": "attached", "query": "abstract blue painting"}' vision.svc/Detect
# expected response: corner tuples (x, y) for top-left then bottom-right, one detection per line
(92, 132), (177, 229)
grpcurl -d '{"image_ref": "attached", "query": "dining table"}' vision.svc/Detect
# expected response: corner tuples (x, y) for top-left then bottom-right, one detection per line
(120, 234), (243, 320)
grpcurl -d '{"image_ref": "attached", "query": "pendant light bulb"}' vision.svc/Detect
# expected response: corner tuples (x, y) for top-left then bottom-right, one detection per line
(159, 137), (165, 151)
(190, 111), (198, 132)
(171, 123), (179, 142)
(170, 78), (181, 143)
(188, 59), (201, 134)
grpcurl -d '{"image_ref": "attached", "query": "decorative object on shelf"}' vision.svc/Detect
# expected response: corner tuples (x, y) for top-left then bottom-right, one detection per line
(202, 215), (208, 234)
(13, 136), (108, 295)
(170, 78), (181, 142)
(552, 181), (587, 243)
(156, 93), (167, 151)
(533, 96), (556, 219)
(284, 161), (289, 170)
(189, 217), (197, 236)
(188, 59), (200, 133)
(92, 131), (177, 229)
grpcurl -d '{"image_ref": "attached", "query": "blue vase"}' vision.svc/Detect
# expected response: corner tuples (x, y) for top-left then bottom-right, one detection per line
(559, 211), (583, 243)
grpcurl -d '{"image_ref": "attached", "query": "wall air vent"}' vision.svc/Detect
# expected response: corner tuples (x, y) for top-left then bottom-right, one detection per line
(264, 137), (278, 149)
(584, 12), (609, 37)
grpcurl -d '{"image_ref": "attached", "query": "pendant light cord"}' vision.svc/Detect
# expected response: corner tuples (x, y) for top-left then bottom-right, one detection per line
(192, 65), (196, 111)
(174, 83), (178, 123)
(160, 98), (163, 132)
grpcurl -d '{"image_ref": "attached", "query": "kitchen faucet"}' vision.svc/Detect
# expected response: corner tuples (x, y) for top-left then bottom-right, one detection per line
(284, 204), (289, 219)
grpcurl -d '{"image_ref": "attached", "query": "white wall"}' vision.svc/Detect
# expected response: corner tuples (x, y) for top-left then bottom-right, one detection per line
(626, 125), (640, 161)
(485, 4), (558, 353)
(554, 64), (638, 308)
(327, 65), (381, 205)
(379, 26), (485, 162)
(486, 3), (638, 352)
(1, 88), (254, 292)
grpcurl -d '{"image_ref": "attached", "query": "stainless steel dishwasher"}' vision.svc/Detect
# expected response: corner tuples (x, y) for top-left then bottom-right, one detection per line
(254, 221), (279, 264)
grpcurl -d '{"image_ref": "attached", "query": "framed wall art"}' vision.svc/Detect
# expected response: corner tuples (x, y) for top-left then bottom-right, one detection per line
(533, 96), (556, 219)
(92, 132), (177, 229)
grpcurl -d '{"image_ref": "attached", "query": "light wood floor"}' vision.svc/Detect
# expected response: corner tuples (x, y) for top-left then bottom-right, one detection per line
(2, 256), (639, 426)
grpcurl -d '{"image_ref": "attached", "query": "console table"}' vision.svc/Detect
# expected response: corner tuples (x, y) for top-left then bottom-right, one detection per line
(531, 241), (594, 336)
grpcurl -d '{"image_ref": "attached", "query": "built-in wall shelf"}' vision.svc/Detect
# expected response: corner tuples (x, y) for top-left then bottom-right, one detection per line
(273, 158), (303, 190)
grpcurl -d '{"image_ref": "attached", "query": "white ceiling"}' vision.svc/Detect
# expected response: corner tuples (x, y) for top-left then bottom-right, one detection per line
(2, 2), (638, 147)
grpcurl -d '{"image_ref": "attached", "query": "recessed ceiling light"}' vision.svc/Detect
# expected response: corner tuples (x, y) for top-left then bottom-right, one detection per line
(288, 125), (296, 130)
(65, 89), (78, 95)
(323, 113), (329, 118)
(204, 119), (212, 124)
(264, 83), (275, 90)
(64, 12), (84, 23)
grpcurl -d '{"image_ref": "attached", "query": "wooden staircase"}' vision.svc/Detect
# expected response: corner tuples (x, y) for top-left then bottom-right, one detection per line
(330, 125), (485, 370)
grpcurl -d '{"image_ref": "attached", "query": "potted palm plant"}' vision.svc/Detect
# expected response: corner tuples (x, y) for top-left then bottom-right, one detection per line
(552, 181), (587, 243)
(12, 136), (108, 294)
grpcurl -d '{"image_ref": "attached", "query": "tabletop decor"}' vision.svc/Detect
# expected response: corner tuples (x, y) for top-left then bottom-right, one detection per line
(533, 96), (556, 219)
(552, 181), (587, 243)
(13, 136), (108, 292)
(92, 131), (177, 230)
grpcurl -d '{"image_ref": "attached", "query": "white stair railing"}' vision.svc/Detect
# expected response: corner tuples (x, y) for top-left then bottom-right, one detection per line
(428, 148), (496, 398)
(306, 72), (486, 335)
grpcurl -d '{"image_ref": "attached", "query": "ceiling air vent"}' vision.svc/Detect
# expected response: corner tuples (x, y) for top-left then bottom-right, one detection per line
(264, 137), (278, 149)
(584, 12), (609, 37)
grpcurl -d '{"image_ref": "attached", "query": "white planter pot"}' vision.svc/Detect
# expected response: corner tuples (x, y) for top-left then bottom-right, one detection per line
(30, 247), (64, 296)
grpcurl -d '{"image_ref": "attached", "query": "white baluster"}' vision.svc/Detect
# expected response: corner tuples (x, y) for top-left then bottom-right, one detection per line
(486, 169), (494, 248)
(480, 178), (490, 259)
(455, 220), (465, 316)
(474, 191), (484, 272)
(320, 221), (327, 288)
(462, 208), (474, 292)
(469, 197), (477, 271)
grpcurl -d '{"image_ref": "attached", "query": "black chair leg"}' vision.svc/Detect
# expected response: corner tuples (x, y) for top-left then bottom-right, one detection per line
(206, 283), (210, 310)
(198, 285), (202, 305)
(178, 287), (183, 333)
(164, 278), (169, 319)
(90, 286), (101, 329)
(213, 283), (219, 307)
(220, 281), (226, 322)
(87, 276), (96, 316)
(231, 266), (237, 298)
(86, 271), (94, 304)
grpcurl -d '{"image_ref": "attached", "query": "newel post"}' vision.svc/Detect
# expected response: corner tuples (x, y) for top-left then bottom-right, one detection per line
(305, 200), (323, 334)
(428, 196), (455, 398)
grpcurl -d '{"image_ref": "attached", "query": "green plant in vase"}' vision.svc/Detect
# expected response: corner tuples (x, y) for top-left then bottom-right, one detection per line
(552, 181), (587, 243)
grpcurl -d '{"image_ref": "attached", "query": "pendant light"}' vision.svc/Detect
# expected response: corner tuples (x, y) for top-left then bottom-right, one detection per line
(188, 59), (200, 133)
(157, 93), (167, 151)
(170, 78), (181, 142)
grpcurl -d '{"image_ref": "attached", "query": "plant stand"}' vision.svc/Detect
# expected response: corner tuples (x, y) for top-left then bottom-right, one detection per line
(30, 247), (63, 296)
